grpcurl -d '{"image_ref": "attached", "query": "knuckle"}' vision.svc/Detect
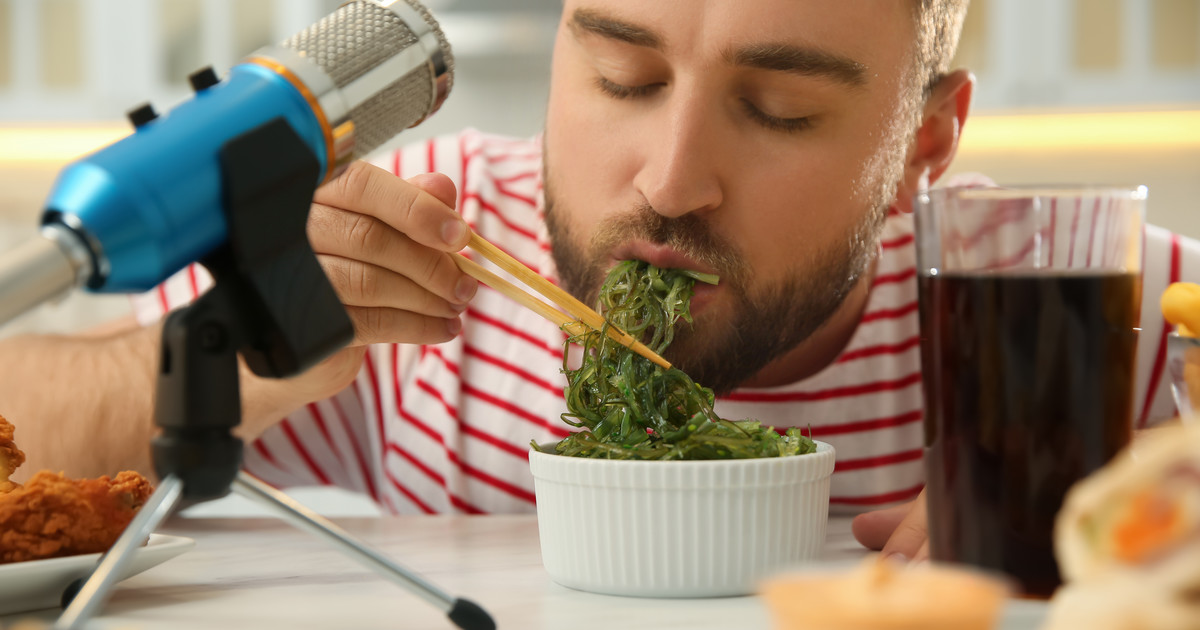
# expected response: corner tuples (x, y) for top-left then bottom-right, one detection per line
(306, 204), (334, 242)
(346, 213), (383, 254)
(351, 307), (384, 343)
(899, 519), (927, 538)
(320, 256), (367, 303)
(349, 261), (377, 302)
(324, 257), (377, 304)
(399, 185), (422, 227)
(319, 255), (348, 291)
(417, 253), (443, 287)
(334, 161), (375, 207)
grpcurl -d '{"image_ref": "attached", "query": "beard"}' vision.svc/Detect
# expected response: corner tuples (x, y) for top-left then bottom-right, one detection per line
(542, 172), (887, 396)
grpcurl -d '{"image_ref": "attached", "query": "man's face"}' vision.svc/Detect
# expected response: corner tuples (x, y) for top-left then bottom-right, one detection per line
(543, 0), (920, 393)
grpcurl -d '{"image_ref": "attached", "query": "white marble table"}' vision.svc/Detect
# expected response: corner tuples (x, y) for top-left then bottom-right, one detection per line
(2, 515), (1047, 629)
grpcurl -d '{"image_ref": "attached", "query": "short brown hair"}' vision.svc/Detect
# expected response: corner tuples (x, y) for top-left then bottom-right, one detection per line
(912, 0), (970, 97)
(863, 0), (970, 222)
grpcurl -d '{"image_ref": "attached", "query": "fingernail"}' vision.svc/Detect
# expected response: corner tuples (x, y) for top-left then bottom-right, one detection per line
(442, 218), (468, 247)
(455, 276), (477, 303)
(446, 316), (462, 336)
(883, 552), (910, 565)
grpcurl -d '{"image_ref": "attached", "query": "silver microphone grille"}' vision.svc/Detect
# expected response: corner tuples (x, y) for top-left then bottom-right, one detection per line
(281, 0), (454, 156)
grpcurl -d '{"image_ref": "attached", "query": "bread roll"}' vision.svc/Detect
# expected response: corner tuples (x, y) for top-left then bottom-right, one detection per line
(761, 555), (1008, 630)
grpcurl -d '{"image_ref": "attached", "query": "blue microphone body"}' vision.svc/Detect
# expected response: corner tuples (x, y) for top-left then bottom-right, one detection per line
(44, 64), (329, 292)
(0, 0), (454, 326)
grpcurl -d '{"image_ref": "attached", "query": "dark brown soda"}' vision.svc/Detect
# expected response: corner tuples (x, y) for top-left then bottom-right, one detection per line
(919, 271), (1140, 597)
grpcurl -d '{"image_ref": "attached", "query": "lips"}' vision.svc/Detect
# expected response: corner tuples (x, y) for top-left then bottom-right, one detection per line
(687, 281), (719, 313)
(608, 241), (722, 313)
(609, 241), (719, 277)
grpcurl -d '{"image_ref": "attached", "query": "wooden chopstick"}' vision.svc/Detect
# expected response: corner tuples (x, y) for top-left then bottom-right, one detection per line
(453, 234), (672, 370)
(453, 255), (588, 338)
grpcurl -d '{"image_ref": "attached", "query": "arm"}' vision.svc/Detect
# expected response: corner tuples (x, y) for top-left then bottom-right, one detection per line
(0, 315), (357, 481)
(0, 319), (159, 481)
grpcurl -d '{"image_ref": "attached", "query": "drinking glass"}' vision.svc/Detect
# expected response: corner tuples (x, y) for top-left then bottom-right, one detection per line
(914, 185), (1147, 597)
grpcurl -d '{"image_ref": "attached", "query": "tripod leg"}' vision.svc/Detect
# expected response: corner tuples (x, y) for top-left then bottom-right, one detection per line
(54, 474), (186, 630)
(231, 473), (494, 630)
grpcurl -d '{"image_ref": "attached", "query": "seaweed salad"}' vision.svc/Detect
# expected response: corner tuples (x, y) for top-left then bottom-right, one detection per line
(534, 260), (816, 460)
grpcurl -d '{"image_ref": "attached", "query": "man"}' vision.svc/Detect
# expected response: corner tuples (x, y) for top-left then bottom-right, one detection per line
(2, 0), (1194, 564)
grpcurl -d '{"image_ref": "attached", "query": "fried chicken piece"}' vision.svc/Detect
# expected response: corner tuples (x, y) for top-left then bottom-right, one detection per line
(0, 413), (27, 493)
(0, 470), (154, 563)
(0, 413), (155, 563)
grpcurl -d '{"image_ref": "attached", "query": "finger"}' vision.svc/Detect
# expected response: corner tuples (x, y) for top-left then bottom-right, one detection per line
(407, 172), (458, 208)
(318, 254), (467, 318)
(345, 305), (462, 347)
(308, 204), (478, 306)
(912, 539), (930, 564)
(851, 501), (914, 551)
(879, 490), (928, 562)
(315, 161), (470, 251)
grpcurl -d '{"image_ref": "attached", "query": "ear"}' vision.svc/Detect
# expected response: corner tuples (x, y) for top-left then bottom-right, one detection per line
(891, 69), (974, 213)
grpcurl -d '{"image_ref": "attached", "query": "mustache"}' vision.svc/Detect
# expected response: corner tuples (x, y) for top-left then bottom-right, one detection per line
(588, 204), (747, 284)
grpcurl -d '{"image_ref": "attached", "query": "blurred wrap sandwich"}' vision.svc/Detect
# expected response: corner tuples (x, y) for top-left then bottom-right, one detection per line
(1045, 425), (1200, 629)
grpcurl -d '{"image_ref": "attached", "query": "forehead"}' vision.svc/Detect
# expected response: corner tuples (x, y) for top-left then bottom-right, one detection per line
(562, 0), (916, 68)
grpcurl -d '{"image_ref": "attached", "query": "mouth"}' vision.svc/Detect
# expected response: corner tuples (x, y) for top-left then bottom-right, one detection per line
(608, 241), (722, 313)
(610, 241), (719, 276)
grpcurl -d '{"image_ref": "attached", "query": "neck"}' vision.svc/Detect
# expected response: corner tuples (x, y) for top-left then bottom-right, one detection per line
(738, 253), (879, 389)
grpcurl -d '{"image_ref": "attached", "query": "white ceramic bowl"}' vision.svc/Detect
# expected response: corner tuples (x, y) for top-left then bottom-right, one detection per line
(529, 441), (836, 597)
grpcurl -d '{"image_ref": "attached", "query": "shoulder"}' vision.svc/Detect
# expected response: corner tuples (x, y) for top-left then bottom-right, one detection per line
(1145, 223), (1200, 269)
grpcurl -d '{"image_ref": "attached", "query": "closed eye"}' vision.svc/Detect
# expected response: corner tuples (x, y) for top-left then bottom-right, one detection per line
(596, 76), (663, 99)
(740, 99), (812, 133)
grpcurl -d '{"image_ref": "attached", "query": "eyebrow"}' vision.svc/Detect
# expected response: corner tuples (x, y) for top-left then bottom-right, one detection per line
(568, 8), (868, 88)
(569, 8), (662, 49)
(727, 43), (868, 87)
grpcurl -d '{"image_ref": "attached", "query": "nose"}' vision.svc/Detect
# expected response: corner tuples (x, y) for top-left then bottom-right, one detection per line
(632, 87), (724, 219)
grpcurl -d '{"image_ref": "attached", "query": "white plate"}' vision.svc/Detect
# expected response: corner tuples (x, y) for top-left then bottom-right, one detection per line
(0, 534), (194, 615)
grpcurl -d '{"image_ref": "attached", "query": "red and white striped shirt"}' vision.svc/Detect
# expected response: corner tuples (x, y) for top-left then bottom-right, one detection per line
(135, 129), (1200, 515)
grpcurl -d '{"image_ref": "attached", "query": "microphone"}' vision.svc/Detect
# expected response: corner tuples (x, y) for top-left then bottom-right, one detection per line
(0, 0), (453, 325)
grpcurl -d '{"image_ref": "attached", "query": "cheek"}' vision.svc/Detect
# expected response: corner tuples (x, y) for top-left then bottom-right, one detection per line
(728, 147), (879, 275)
(545, 56), (640, 238)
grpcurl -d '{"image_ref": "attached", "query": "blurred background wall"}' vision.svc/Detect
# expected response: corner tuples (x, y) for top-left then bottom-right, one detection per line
(0, 0), (1196, 336)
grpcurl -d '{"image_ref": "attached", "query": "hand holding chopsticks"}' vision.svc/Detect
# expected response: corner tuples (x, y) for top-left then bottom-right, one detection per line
(453, 232), (672, 370)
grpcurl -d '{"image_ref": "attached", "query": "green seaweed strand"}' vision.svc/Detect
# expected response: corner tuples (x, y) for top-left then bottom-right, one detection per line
(534, 260), (816, 460)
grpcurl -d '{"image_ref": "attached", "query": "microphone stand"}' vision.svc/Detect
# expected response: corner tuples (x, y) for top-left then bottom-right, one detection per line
(52, 118), (494, 630)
